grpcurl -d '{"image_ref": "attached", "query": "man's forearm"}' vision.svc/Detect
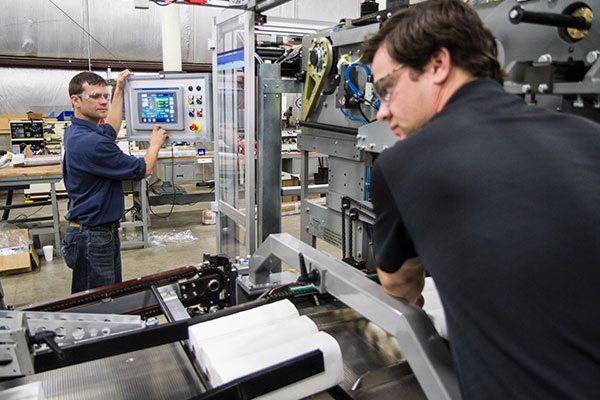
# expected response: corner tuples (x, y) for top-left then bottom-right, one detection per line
(107, 87), (124, 134)
(143, 144), (161, 177)
(377, 257), (425, 305)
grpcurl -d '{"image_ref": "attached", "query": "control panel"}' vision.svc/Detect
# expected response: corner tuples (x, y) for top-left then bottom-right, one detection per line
(124, 72), (212, 143)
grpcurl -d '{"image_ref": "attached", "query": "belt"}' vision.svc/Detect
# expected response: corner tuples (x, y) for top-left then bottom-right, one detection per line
(68, 220), (120, 230)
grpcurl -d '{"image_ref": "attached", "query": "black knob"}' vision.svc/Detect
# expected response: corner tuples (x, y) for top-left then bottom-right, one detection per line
(509, 6), (591, 30)
(208, 279), (220, 292)
(188, 86), (193, 91)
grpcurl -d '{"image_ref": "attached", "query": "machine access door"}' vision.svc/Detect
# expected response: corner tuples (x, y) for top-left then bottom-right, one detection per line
(213, 11), (256, 258)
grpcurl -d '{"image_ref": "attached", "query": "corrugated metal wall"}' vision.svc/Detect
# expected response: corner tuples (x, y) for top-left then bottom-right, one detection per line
(0, 0), (369, 113)
(0, 0), (365, 63)
(0, 68), (73, 114)
(0, 0), (221, 63)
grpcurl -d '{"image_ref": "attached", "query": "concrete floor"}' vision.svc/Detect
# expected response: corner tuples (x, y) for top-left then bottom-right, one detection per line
(0, 189), (340, 308)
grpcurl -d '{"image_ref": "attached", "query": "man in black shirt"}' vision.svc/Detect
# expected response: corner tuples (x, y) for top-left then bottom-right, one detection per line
(362, 0), (600, 398)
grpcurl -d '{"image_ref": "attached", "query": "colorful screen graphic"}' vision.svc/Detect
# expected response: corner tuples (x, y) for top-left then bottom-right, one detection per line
(139, 92), (176, 123)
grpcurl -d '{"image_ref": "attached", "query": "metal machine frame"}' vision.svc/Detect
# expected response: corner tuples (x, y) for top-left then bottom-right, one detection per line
(247, 232), (462, 400)
(213, 10), (333, 257)
(295, 22), (391, 271)
(213, 10), (257, 257)
(124, 72), (213, 143)
(256, 64), (303, 242)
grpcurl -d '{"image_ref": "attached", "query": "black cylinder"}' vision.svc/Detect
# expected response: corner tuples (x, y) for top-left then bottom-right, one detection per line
(509, 6), (591, 30)
(298, 120), (359, 135)
(361, 0), (379, 17)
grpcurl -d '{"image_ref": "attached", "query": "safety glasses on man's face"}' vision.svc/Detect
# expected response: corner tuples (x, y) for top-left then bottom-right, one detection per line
(373, 64), (405, 103)
(77, 92), (111, 101)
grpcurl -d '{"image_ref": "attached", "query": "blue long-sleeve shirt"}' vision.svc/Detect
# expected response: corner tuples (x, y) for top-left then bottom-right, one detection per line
(63, 117), (146, 226)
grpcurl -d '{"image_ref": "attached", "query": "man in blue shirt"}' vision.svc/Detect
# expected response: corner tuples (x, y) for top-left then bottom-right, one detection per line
(62, 70), (167, 293)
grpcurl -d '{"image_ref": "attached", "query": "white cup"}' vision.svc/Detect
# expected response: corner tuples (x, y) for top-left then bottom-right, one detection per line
(42, 245), (53, 261)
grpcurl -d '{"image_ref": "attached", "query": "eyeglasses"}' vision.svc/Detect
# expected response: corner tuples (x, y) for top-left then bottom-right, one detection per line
(373, 64), (405, 103)
(76, 92), (110, 101)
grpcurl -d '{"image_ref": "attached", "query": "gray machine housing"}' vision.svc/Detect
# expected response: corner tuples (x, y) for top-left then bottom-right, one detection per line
(480, 0), (600, 120)
(298, 22), (393, 268)
(298, 0), (600, 269)
(124, 72), (213, 143)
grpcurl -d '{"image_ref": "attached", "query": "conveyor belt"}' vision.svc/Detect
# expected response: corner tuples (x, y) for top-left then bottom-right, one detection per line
(0, 343), (203, 400)
(1, 301), (440, 399)
(306, 305), (427, 399)
(22, 267), (198, 313)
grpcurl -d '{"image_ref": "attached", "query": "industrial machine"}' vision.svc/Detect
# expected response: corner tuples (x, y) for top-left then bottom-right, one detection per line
(236, 0), (600, 398)
(233, 1), (462, 399)
(0, 249), (451, 400)
(124, 72), (213, 143)
(0, 255), (249, 399)
(124, 72), (215, 214)
(483, 0), (600, 122)
(2, 0), (599, 398)
(241, 0), (600, 274)
(285, 2), (409, 271)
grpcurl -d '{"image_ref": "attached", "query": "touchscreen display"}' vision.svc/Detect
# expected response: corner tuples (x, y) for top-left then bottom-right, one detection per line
(139, 92), (177, 123)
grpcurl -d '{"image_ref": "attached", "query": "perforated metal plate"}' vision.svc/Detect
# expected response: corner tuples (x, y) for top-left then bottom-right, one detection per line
(0, 343), (203, 400)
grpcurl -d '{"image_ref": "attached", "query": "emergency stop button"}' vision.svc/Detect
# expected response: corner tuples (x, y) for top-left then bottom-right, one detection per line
(189, 121), (202, 132)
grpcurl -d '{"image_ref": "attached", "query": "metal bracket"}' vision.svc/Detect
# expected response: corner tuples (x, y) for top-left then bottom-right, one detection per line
(0, 311), (34, 377)
(300, 37), (334, 120)
(24, 311), (144, 347)
(247, 233), (462, 400)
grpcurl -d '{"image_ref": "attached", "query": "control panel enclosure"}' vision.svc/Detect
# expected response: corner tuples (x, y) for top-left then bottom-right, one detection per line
(124, 72), (212, 143)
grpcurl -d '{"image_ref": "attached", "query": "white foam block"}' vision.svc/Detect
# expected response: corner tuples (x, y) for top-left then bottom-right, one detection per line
(427, 309), (448, 338)
(423, 290), (443, 310)
(188, 300), (299, 359)
(423, 276), (437, 292)
(422, 277), (448, 338)
(199, 315), (318, 376)
(210, 331), (343, 400)
(0, 381), (45, 400)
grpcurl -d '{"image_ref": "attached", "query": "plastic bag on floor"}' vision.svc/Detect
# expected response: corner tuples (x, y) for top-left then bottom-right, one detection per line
(0, 222), (29, 256)
(148, 229), (197, 247)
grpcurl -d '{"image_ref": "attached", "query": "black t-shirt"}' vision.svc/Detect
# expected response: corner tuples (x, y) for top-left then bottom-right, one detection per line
(372, 79), (600, 399)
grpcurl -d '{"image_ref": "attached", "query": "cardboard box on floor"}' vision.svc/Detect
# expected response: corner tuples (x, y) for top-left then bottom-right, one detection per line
(281, 172), (321, 203)
(0, 229), (40, 274)
(282, 172), (301, 202)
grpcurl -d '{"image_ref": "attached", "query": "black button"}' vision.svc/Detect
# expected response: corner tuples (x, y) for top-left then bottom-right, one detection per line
(188, 86), (193, 91)
(196, 85), (201, 91)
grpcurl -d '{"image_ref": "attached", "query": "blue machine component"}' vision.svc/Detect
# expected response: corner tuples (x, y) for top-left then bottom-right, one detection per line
(341, 107), (368, 125)
(340, 61), (380, 125)
(345, 61), (380, 108)
(364, 165), (372, 201)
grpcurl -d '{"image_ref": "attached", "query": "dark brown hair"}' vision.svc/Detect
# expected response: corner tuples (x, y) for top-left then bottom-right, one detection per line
(68, 72), (107, 96)
(362, 0), (504, 83)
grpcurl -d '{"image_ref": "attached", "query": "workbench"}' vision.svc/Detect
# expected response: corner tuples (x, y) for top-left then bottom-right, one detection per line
(134, 152), (215, 208)
(0, 165), (151, 251)
(0, 165), (62, 253)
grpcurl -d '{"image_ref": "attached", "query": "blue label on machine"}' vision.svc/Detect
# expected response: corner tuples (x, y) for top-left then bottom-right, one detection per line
(217, 47), (245, 70)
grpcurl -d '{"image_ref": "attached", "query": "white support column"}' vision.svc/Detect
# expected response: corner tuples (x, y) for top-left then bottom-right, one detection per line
(161, 6), (182, 72)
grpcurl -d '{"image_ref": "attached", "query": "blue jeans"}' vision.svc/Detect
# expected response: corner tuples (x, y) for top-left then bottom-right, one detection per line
(61, 225), (122, 294)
